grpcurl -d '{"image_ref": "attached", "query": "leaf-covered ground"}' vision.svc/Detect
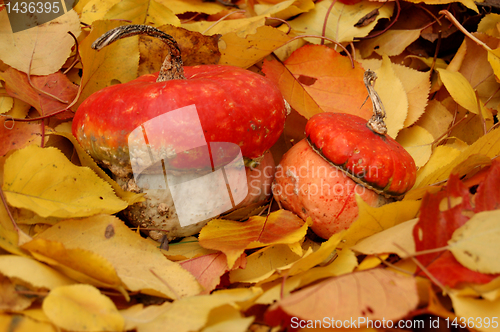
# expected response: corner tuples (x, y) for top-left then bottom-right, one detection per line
(1, 0), (500, 331)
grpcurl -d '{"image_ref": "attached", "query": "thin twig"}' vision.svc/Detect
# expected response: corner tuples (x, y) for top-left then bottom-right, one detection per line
(355, 0), (401, 41)
(0, 186), (20, 233)
(63, 31), (81, 75)
(439, 10), (492, 51)
(321, 0), (337, 46)
(202, 10), (246, 34)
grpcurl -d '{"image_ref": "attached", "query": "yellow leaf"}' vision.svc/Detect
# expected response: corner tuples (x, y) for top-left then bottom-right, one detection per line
(359, 29), (422, 58)
(288, 231), (345, 276)
(413, 145), (461, 188)
(21, 238), (124, 290)
(254, 0), (315, 20)
(76, 20), (139, 110)
(449, 210), (500, 274)
(374, 56), (408, 138)
(478, 13), (500, 38)
(0, 313), (56, 332)
(50, 132), (144, 205)
(404, 0), (478, 12)
(199, 210), (308, 269)
(34, 215), (202, 299)
(103, 0), (180, 26)
(42, 284), (124, 332)
(5, 98), (31, 119)
(0, 10), (81, 75)
(341, 197), (421, 248)
(0, 96), (13, 114)
(418, 128), (500, 187)
(415, 100), (454, 139)
(0, 255), (76, 290)
(0, 275), (34, 311)
(184, 16), (265, 37)
(262, 57), (323, 119)
(289, 0), (394, 43)
(488, 47), (500, 82)
(393, 67), (431, 127)
(163, 236), (217, 261)
(219, 25), (291, 68)
(81, 0), (121, 24)
(436, 68), (481, 114)
(256, 248), (357, 305)
(133, 288), (260, 332)
(202, 305), (254, 332)
(449, 293), (500, 332)
(2, 145), (127, 218)
(230, 244), (302, 284)
(162, 0), (225, 15)
(397, 126), (434, 167)
(351, 218), (418, 258)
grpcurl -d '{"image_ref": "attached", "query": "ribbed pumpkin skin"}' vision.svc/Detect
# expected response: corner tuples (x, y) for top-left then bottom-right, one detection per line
(305, 112), (416, 196)
(72, 65), (287, 176)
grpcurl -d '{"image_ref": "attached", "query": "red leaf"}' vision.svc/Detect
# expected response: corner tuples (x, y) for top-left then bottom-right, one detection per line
(413, 173), (499, 286)
(474, 159), (500, 212)
(2, 68), (78, 117)
(0, 117), (43, 156)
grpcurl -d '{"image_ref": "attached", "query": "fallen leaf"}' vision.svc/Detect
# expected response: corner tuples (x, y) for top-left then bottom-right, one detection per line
(449, 293), (500, 332)
(34, 215), (202, 299)
(437, 68), (483, 115)
(229, 244), (302, 284)
(184, 15), (266, 37)
(373, 55), (408, 138)
(163, 236), (217, 261)
(474, 159), (500, 212)
(449, 210), (500, 274)
(289, 0), (394, 43)
(76, 20), (140, 110)
(418, 127), (500, 187)
(262, 57), (323, 119)
(359, 29), (422, 58)
(266, 269), (418, 327)
(0, 274), (34, 311)
(351, 218), (418, 258)
(133, 288), (260, 332)
(0, 255), (76, 290)
(2, 145), (127, 218)
(0, 313), (56, 332)
(0, 10), (81, 75)
(268, 44), (373, 119)
(415, 100), (453, 139)
(254, 0), (315, 20)
(103, 0), (180, 27)
(180, 252), (246, 294)
(256, 247), (357, 305)
(202, 305), (254, 332)
(397, 125), (434, 167)
(50, 131), (144, 205)
(199, 210), (307, 269)
(219, 25), (290, 68)
(1, 69), (78, 116)
(163, 0), (225, 15)
(21, 238), (124, 290)
(42, 284), (124, 332)
(139, 24), (220, 76)
(413, 145), (461, 188)
(0, 117), (43, 156)
(341, 197), (421, 248)
(404, 0), (478, 12)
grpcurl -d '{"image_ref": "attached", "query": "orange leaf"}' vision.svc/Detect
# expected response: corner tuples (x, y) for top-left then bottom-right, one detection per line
(198, 210), (307, 269)
(1, 68), (77, 117)
(264, 45), (372, 120)
(180, 252), (246, 294)
(0, 117), (43, 156)
(266, 269), (418, 328)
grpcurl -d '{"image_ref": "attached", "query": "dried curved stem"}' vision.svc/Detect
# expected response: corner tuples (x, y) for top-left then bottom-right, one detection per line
(92, 25), (185, 82)
(355, 0), (401, 41)
(363, 70), (387, 135)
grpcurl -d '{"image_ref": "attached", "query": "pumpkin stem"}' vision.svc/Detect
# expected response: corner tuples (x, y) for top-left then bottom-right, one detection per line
(363, 70), (387, 135)
(92, 25), (185, 82)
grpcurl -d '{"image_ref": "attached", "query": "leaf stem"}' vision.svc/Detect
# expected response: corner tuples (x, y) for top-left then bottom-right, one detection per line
(439, 10), (492, 51)
(321, 0), (337, 46)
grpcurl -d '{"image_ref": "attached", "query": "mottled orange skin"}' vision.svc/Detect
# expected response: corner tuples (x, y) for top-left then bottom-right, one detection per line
(306, 113), (416, 196)
(273, 140), (387, 239)
(72, 65), (287, 175)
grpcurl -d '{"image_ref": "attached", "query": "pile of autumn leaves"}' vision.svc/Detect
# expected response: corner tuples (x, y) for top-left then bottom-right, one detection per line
(2, 0), (500, 331)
